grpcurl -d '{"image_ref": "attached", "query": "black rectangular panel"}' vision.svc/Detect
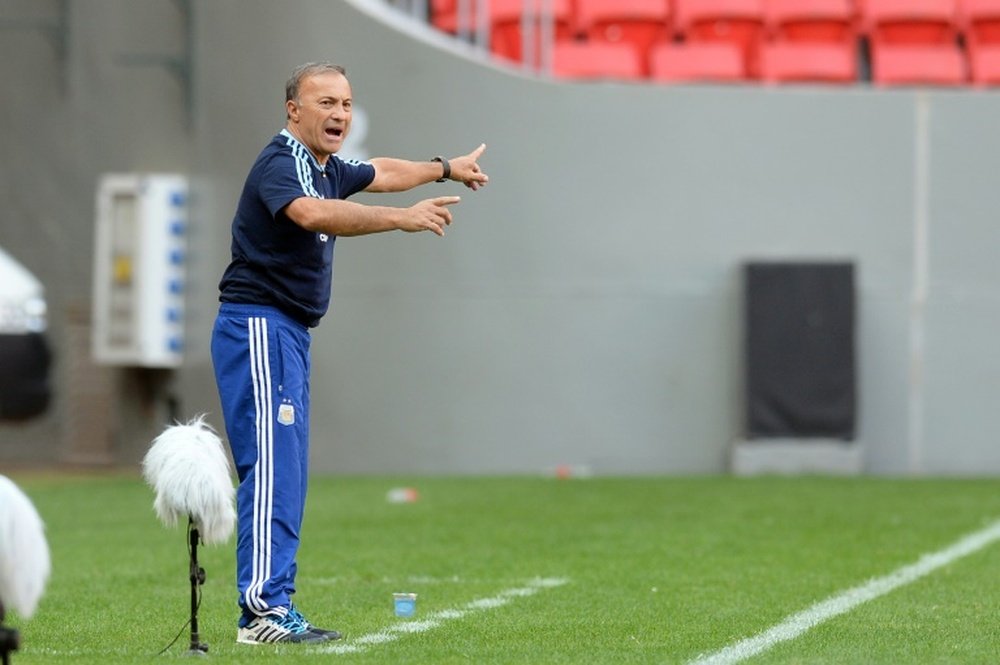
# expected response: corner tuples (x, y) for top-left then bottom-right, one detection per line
(745, 262), (856, 439)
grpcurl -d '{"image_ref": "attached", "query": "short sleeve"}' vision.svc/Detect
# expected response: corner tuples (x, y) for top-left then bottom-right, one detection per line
(258, 152), (316, 217)
(331, 157), (376, 198)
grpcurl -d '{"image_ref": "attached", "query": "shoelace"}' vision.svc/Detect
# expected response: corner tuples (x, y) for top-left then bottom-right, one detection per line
(274, 609), (309, 634)
(287, 605), (312, 631)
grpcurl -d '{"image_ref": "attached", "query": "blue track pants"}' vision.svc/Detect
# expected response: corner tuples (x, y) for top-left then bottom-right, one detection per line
(211, 303), (311, 626)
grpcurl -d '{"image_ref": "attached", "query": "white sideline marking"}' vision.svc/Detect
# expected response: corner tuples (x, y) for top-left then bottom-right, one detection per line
(318, 577), (568, 655)
(689, 518), (1000, 665)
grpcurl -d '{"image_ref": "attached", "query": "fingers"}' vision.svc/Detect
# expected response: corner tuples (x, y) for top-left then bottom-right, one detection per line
(415, 196), (460, 236)
(418, 212), (446, 236)
(433, 198), (456, 227)
(459, 166), (488, 188)
(431, 205), (452, 228)
(452, 144), (488, 189)
(469, 142), (486, 159)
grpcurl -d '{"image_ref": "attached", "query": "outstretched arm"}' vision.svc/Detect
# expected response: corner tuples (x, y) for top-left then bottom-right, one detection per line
(284, 195), (461, 237)
(366, 143), (489, 193)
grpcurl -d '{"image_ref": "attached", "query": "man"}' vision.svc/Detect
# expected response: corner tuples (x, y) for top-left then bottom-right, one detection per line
(211, 62), (488, 645)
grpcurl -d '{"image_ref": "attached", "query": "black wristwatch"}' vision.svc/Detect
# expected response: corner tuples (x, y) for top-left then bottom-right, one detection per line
(431, 156), (450, 183)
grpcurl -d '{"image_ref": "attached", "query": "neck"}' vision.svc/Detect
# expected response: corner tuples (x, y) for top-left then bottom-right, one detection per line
(284, 125), (328, 166)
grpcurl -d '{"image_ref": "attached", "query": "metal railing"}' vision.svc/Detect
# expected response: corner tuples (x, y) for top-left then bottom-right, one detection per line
(384, 0), (560, 75)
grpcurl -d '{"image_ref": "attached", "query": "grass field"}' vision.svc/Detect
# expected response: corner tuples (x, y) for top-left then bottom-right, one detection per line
(6, 473), (1000, 664)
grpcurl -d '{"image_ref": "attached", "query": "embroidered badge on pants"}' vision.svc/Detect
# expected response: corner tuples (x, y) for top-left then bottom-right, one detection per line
(277, 403), (295, 426)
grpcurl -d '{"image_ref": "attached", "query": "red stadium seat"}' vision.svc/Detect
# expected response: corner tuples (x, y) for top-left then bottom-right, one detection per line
(765, 0), (858, 44)
(871, 43), (967, 85)
(648, 41), (748, 82)
(431, 0), (456, 16)
(968, 43), (1000, 84)
(576, 0), (673, 75)
(491, 0), (577, 63)
(759, 41), (858, 83)
(958, 0), (1000, 47)
(552, 41), (645, 80)
(431, 0), (576, 63)
(864, 0), (959, 46)
(674, 0), (767, 77)
(430, 0), (466, 34)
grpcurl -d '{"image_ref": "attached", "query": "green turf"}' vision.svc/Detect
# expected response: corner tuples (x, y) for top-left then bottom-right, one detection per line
(6, 474), (1000, 663)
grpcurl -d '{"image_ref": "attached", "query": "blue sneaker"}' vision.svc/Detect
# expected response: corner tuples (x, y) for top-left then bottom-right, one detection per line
(290, 605), (343, 641)
(237, 610), (329, 644)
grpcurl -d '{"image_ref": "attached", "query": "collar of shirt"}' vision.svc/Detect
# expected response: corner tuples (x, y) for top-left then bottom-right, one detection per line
(279, 128), (330, 173)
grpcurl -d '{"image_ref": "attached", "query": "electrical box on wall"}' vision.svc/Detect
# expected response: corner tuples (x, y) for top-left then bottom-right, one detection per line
(92, 174), (188, 368)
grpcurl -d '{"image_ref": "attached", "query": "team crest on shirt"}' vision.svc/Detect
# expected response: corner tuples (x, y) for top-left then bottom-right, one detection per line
(318, 233), (329, 242)
(277, 402), (295, 426)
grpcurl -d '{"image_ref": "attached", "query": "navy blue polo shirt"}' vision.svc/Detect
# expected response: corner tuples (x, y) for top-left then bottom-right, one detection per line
(219, 129), (376, 327)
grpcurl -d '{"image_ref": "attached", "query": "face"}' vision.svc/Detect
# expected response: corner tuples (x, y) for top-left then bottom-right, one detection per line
(286, 71), (353, 162)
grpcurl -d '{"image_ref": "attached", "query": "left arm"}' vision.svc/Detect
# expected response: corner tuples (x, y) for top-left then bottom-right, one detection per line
(366, 143), (489, 193)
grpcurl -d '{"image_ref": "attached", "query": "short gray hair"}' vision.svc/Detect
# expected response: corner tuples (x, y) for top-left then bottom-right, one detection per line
(285, 62), (347, 105)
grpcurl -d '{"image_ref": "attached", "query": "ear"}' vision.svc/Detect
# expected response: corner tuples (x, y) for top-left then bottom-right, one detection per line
(286, 99), (299, 122)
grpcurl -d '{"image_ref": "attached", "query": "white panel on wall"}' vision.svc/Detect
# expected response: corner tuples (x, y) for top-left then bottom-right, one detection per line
(92, 174), (188, 368)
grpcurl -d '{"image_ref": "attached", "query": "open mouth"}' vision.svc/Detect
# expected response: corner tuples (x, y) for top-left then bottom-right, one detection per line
(325, 127), (344, 140)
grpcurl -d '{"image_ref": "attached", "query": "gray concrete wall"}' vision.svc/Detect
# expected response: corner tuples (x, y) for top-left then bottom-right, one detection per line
(1, 0), (999, 475)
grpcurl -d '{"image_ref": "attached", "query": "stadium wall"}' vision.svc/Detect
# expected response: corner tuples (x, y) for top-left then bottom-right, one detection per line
(1, 0), (999, 475)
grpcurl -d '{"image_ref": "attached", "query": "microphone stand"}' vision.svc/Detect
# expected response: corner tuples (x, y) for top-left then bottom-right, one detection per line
(187, 517), (208, 655)
(0, 602), (19, 665)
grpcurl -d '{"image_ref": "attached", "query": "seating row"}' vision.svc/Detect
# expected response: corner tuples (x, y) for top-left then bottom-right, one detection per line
(550, 38), (996, 86)
(432, 0), (1000, 47)
(428, 0), (1000, 85)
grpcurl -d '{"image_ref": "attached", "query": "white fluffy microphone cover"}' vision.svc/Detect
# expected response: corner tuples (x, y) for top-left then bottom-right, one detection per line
(142, 416), (236, 546)
(0, 475), (51, 618)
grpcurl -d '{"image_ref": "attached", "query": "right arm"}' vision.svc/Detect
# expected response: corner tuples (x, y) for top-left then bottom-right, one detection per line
(284, 195), (461, 237)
